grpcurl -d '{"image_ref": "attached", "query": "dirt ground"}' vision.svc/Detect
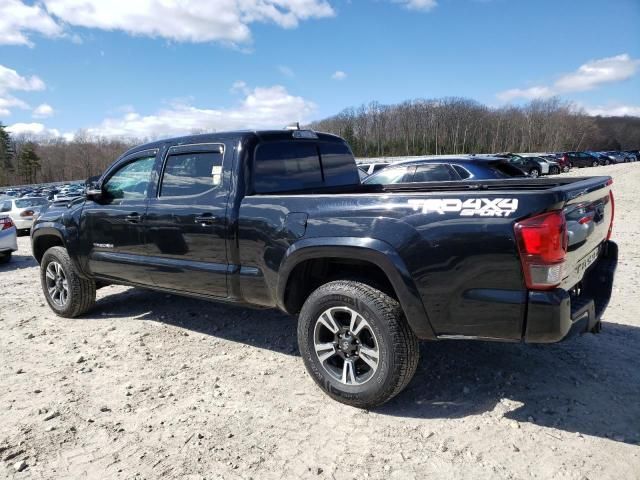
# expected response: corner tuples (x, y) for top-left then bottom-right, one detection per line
(1, 163), (639, 479)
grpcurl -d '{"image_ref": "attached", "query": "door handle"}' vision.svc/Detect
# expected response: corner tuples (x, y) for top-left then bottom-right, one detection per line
(125, 213), (141, 223)
(195, 215), (215, 225)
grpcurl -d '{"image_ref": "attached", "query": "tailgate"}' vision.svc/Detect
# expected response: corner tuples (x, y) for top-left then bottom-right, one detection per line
(559, 178), (613, 290)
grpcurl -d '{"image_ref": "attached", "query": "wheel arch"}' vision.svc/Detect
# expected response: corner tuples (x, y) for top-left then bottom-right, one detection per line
(32, 228), (66, 264)
(277, 237), (436, 339)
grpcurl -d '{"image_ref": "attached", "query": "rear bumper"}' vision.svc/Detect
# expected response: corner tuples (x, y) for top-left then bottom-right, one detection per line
(524, 241), (618, 343)
(13, 217), (34, 230)
(0, 227), (18, 253)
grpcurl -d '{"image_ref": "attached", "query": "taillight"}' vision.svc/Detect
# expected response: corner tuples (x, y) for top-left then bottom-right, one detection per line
(607, 190), (614, 240)
(1, 217), (14, 231)
(514, 210), (568, 290)
(20, 209), (35, 217)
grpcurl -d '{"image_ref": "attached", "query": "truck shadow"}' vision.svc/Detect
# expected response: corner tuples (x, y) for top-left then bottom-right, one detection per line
(85, 287), (640, 445)
(0, 253), (39, 272)
(379, 322), (640, 445)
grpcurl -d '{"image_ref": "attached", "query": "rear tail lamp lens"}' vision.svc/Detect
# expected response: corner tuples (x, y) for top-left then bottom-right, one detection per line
(1, 217), (14, 230)
(514, 210), (568, 290)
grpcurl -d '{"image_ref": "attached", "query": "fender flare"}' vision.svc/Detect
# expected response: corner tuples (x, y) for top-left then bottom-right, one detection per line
(277, 237), (436, 339)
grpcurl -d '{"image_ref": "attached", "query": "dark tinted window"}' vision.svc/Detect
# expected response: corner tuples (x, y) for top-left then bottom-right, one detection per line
(413, 164), (457, 182)
(254, 142), (322, 193)
(489, 160), (526, 177)
(319, 143), (359, 186)
(363, 166), (415, 185)
(452, 165), (471, 179)
(160, 150), (223, 197)
(372, 164), (388, 172)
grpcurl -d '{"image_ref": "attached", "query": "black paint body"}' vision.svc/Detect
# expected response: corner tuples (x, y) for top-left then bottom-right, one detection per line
(31, 130), (617, 342)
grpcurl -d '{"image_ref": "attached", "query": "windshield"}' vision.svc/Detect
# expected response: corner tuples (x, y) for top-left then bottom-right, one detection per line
(15, 198), (48, 208)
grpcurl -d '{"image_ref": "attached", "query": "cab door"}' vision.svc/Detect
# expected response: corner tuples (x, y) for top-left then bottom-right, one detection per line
(144, 143), (230, 297)
(81, 150), (158, 284)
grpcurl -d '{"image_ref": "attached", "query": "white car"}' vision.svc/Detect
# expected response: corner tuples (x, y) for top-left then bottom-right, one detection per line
(0, 216), (18, 263)
(0, 197), (49, 233)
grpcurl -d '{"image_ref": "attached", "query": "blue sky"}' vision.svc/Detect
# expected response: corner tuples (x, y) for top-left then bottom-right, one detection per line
(0, 0), (639, 139)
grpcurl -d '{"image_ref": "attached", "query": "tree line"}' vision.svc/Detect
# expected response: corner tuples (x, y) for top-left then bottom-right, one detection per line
(0, 126), (136, 187)
(1, 96), (639, 187)
(309, 97), (640, 158)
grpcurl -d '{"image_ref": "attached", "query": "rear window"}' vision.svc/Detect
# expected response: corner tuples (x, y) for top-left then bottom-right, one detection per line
(319, 143), (360, 186)
(15, 198), (48, 208)
(488, 161), (526, 178)
(253, 141), (358, 193)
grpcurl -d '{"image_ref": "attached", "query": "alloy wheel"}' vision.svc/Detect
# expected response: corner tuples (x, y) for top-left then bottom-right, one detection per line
(313, 306), (380, 386)
(45, 261), (69, 307)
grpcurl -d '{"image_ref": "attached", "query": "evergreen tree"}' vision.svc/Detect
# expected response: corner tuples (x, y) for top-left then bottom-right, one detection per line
(0, 123), (15, 185)
(17, 142), (41, 184)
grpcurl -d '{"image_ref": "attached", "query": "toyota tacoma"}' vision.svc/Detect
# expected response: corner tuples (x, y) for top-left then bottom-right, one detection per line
(31, 128), (617, 408)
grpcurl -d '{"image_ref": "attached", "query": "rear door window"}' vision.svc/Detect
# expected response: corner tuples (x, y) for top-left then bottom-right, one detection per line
(413, 164), (458, 182)
(160, 149), (224, 197)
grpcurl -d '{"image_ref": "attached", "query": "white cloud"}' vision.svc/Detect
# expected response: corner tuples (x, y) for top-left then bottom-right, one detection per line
(40, 0), (334, 46)
(230, 80), (249, 94)
(33, 103), (54, 118)
(278, 65), (295, 77)
(0, 64), (46, 93)
(497, 53), (640, 102)
(331, 70), (347, 80)
(393, 0), (438, 11)
(497, 86), (554, 102)
(0, 0), (63, 46)
(0, 64), (46, 116)
(582, 103), (640, 117)
(80, 84), (316, 139)
(6, 122), (60, 138)
(555, 54), (640, 92)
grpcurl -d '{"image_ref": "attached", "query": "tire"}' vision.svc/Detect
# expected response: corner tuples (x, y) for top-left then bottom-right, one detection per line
(40, 246), (96, 318)
(562, 165), (570, 173)
(529, 168), (540, 178)
(0, 252), (11, 264)
(550, 166), (560, 175)
(297, 280), (419, 408)
(592, 160), (599, 167)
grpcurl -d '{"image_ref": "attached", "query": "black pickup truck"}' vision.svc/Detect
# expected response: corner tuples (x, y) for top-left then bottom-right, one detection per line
(31, 129), (617, 408)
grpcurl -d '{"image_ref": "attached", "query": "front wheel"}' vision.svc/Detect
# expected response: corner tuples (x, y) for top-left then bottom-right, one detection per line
(298, 280), (419, 408)
(529, 168), (540, 178)
(40, 246), (96, 318)
(592, 160), (599, 167)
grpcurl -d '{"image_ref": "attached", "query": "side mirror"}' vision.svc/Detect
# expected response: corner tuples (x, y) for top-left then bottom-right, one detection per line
(85, 180), (103, 202)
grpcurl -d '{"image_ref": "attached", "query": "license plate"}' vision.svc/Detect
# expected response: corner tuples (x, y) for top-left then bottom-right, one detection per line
(574, 246), (600, 277)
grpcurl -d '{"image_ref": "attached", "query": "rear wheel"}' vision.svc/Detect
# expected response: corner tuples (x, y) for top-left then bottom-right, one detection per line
(298, 280), (419, 408)
(0, 252), (11, 264)
(592, 160), (599, 167)
(40, 246), (96, 318)
(562, 165), (570, 173)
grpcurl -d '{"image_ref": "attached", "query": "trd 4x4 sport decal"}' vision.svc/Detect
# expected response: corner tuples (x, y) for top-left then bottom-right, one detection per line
(408, 198), (519, 217)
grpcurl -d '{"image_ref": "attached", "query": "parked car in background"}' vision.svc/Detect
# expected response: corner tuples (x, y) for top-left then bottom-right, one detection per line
(561, 151), (601, 168)
(541, 153), (572, 173)
(598, 151), (626, 164)
(493, 153), (548, 177)
(623, 150), (639, 161)
(362, 156), (526, 185)
(0, 216), (18, 263)
(620, 151), (637, 162)
(357, 162), (390, 176)
(522, 155), (561, 175)
(0, 197), (49, 234)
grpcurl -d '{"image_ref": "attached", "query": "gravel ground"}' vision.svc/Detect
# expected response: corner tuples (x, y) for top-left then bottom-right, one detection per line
(1, 163), (639, 479)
